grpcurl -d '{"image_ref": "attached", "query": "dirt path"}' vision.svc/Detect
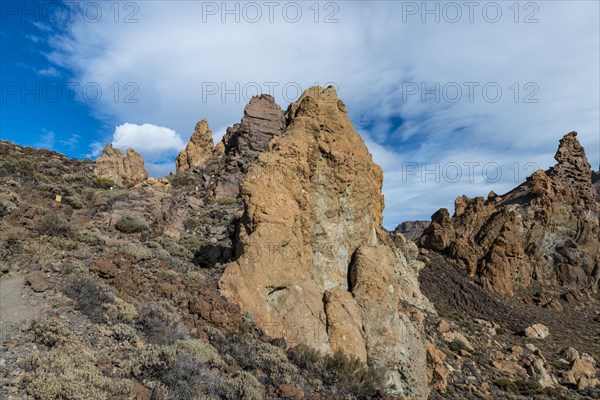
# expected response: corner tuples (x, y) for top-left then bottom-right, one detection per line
(0, 275), (42, 345)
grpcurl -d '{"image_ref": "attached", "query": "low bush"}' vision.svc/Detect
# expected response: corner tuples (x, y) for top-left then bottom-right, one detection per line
(115, 214), (150, 234)
(64, 275), (113, 322)
(37, 215), (73, 238)
(93, 176), (116, 189)
(448, 338), (469, 353)
(170, 172), (197, 188)
(287, 345), (383, 397)
(30, 316), (72, 348)
(136, 301), (188, 345)
(322, 349), (382, 395)
(21, 343), (132, 400)
(549, 360), (570, 371)
(0, 196), (17, 219)
(494, 378), (543, 395)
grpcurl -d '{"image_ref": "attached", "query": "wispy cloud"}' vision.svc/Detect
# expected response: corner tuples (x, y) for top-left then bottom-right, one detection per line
(36, 129), (55, 150)
(37, 1), (599, 227)
(37, 66), (60, 77)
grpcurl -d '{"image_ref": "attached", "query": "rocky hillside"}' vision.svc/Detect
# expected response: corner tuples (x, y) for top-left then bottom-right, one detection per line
(1, 89), (599, 400)
(419, 132), (599, 297)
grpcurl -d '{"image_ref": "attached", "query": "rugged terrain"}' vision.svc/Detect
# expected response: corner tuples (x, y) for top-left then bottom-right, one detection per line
(0, 87), (598, 399)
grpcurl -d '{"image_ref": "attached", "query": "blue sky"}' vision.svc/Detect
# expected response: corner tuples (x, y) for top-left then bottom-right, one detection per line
(1, 1), (599, 229)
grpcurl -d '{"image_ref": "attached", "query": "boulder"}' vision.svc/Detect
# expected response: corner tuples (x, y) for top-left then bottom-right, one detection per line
(26, 270), (49, 292)
(524, 324), (550, 340)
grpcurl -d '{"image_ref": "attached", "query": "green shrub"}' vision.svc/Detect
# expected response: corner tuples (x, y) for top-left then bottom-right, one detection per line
(31, 316), (72, 348)
(214, 196), (238, 205)
(170, 172), (197, 188)
(0, 159), (35, 178)
(64, 275), (114, 322)
(37, 215), (73, 238)
(514, 380), (543, 395)
(323, 349), (381, 393)
(93, 176), (116, 189)
(115, 214), (150, 234)
(549, 360), (570, 371)
(494, 378), (543, 395)
(136, 301), (188, 345)
(103, 296), (138, 324)
(173, 340), (225, 368)
(159, 237), (194, 260)
(0, 196), (17, 218)
(22, 343), (132, 400)
(448, 339), (469, 353)
(64, 194), (86, 209)
(494, 378), (518, 392)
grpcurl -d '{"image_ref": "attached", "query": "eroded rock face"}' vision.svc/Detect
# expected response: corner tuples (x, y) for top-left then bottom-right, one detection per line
(93, 144), (148, 186)
(176, 119), (214, 172)
(219, 86), (432, 398)
(395, 220), (430, 241)
(419, 132), (600, 296)
(593, 170), (600, 203)
(214, 94), (286, 197)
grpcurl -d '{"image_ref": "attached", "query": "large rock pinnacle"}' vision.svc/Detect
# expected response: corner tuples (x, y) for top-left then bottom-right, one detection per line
(219, 86), (432, 399)
(176, 119), (215, 173)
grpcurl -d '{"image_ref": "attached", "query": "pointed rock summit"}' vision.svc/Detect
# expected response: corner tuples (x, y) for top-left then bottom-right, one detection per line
(93, 144), (147, 186)
(419, 131), (600, 296)
(176, 119), (215, 172)
(219, 86), (433, 399)
(214, 94), (286, 197)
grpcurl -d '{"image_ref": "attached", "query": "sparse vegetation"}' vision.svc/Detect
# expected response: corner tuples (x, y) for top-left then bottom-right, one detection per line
(448, 338), (469, 353)
(37, 215), (73, 238)
(170, 171), (197, 188)
(115, 214), (150, 233)
(136, 301), (188, 345)
(93, 176), (116, 189)
(21, 343), (132, 400)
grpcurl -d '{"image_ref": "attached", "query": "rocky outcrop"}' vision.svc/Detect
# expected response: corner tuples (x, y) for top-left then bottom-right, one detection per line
(93, 144), (147, 186)
(219, 86), (433, 398)
(213, 94), (286, 197)
(419, 132), (600, 296)
(395, 220), (430, 241)
(175, 119), (214, 172)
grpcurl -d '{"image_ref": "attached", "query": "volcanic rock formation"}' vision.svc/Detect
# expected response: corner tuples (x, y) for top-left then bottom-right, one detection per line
(219, 86), (433, 398)
(419, 132), (600, 296)
(213, 94), (286, 197)
(175, 119), (215, 172)
(93, 144), (147, 186)
(395, 220), (430, 241)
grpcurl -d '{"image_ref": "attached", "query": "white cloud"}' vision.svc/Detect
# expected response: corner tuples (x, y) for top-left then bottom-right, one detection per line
(112, 123), (186, 159)
(37, 67), (60, 77)
(42, 1), (599, 228)
(108, 123), (186, 178)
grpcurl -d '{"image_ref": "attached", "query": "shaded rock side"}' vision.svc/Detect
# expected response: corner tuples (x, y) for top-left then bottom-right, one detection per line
(219, 86), (432, 399)
(419, 132), (600, 296)
(593, 170), (599, 203)
(395, 220), (430, 241)
(176, 119), (215, 172)
(93, 144), (148, 186)
(214, 94), (286, 197)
